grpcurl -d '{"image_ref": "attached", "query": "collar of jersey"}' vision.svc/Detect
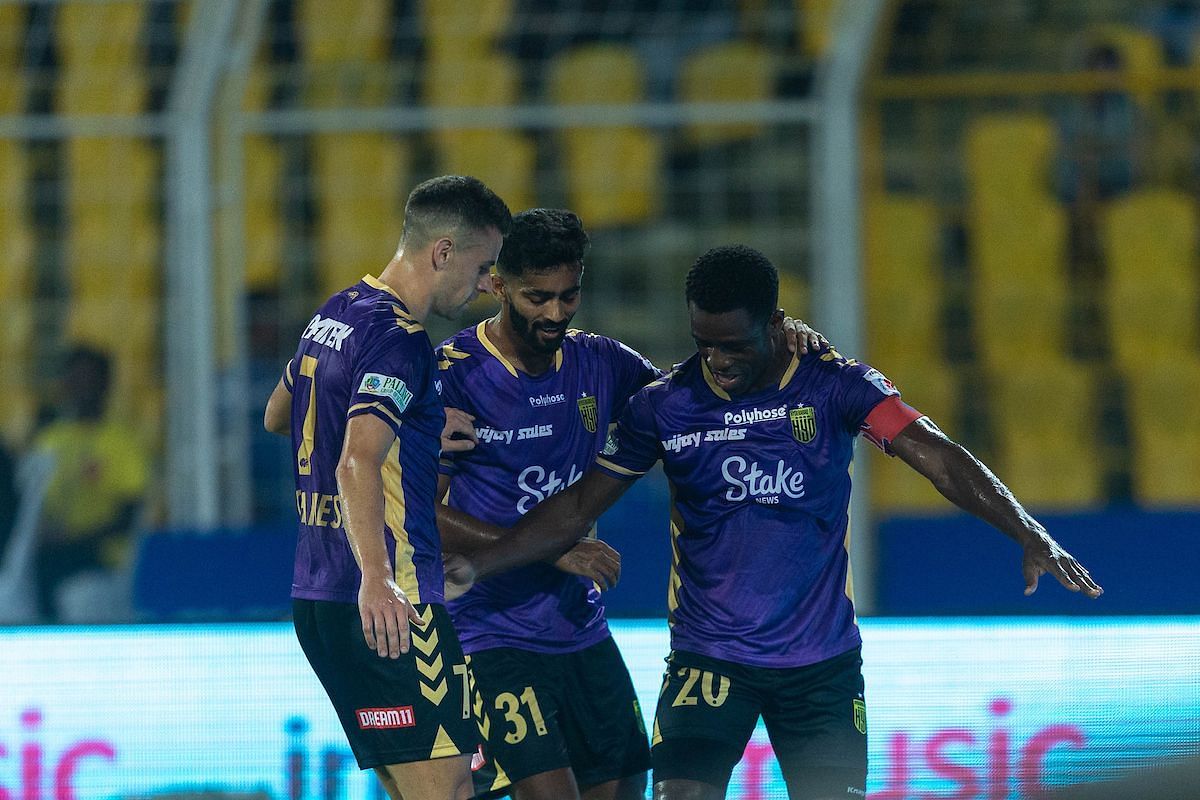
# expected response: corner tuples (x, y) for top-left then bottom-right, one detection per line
(362, 274), (404, 302)
(476, 320), (564, 379)
(701, 352), (801, 401)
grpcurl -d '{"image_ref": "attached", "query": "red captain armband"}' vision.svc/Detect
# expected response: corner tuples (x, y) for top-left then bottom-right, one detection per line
(859, 396), (924, 455)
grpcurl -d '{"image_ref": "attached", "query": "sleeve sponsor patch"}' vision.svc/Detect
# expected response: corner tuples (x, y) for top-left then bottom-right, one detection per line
(359, 372), (413, 412)
(863, 367), (900, 397)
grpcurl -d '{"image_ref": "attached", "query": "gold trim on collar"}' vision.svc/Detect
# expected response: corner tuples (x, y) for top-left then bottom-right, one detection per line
(362, 274), (402, 300)
(700, 360), (731, 401)
(476, 321), (519, 378)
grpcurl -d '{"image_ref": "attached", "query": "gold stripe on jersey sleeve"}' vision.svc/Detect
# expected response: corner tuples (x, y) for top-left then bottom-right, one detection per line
(476, 321), (519, 378)
(437, 343), (472, 371)
(284, 358), (296, 390)
(382, 439), (420, 602)
(348, 401), (404, 430)
(778, 352), (801, 389)
(594, 456), (646, 477)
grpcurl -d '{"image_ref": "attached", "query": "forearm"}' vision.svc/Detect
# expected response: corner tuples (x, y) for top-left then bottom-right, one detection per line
(471, 490), (598, 580)
(336, 461), (392, 580)
(437, 504), (505, 555)
(927, 442), (1044, 546)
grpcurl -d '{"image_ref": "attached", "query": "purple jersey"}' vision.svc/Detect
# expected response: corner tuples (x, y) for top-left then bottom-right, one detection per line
(595, 347), (901, 668)
(287, 275), (447, 605)
(437, 323), (661, 654)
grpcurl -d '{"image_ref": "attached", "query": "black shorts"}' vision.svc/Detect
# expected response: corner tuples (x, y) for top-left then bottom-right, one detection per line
(293, 599), (480, 770)
(467, 635), (651, 795)
(651, 647), (867, 798)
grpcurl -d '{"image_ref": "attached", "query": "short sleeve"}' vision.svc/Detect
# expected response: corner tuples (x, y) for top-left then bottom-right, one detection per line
(347, 324), (428, 437)
(594, 386), (661, 480)
(607, 339), (665, 419)
(282, 358), (296, 391)
(822, 349), (903, 433)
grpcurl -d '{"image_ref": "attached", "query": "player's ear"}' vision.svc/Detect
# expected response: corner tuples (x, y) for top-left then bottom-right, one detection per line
(431, 236), (454, 269)
(768, 308), (785, 330)
(490, 271), (506, 298)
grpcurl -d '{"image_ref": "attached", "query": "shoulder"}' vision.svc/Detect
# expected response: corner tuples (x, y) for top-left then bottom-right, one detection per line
(566, 330), (658, 370)
(436, 327), (486, 378)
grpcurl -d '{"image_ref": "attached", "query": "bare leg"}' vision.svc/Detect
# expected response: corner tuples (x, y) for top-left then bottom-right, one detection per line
(510, 766), (581, 800)
(374, 754), (473, 800)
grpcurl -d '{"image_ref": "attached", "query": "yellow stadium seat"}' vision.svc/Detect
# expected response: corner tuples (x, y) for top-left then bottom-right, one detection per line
(64, 139), (158, 211)
(964, 114), (1056, 204)
(0, 3), (25, 69)
(679, 41), (776, 147)
(870, 359), (959, 513)
(423, 55), (533, 212)
(242, 137), (284, 290)
(304, 63), (394, 108)
(310, 133), (410, 299)
(1084, 24), (1163, 107)
(435, 130), (536, 213)
(1101, 189), (1198, 367)
(864, 195), (942, 367)
(424, 0), (513, 59)
(56, 68), (148, 115)
(296, 0), (391, 63)
(795, 0), (837, 58)
(0, 73), (23, 115)
(1125, 359), (1200, 507)
(990, 359), (1102, 509)
(68, 214), (160, 297)
(424, 53), (520, 109)
(970, 198), (1070, 369)
(56, 1), (146, 68)
(547, 44), (662, 228)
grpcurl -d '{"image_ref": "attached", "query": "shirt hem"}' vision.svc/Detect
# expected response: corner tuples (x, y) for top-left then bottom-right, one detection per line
(292, 588), (359, 604)
(461, 623), (611, 656)
(670, 631), (862, 669)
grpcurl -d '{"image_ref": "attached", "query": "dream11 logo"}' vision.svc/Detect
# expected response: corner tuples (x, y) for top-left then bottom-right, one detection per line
(0, 709), (116, 800)
(733, 698), (1086, 800)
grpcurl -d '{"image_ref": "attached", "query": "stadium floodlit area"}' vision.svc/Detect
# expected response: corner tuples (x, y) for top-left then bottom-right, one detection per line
(0, 1), (1198, 798)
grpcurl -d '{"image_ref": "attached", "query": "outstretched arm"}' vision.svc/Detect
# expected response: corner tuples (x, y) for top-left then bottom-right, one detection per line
(464, 468), (635, 582)
(890, 416), (1103, 598)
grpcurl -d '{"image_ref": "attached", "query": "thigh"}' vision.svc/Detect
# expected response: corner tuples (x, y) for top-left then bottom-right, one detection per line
(557, 637), (652, 792)
(467, 646), (572, 787)
(651, 650), (762, 792)
(761, 647), (867, 799)
(294, 600), (479, 770)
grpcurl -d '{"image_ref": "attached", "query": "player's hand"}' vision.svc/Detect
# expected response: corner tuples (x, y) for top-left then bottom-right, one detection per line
(441, 407), (477, 453)
(1021, 533), (1103, 598)
(554, 538), (621, 590)
(781, 315), (829, 356)
(358, 575), (422, 659)
(443, 553), (476, 601)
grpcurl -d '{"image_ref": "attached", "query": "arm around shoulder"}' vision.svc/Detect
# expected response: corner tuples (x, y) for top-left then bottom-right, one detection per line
(264, 376), (291, 436)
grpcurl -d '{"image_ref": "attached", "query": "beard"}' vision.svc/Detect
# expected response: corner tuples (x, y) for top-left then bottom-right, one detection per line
(508, 301), (571, 356)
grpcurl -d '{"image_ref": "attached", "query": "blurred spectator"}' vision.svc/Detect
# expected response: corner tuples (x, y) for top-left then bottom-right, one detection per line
(31, 346), (148, 623)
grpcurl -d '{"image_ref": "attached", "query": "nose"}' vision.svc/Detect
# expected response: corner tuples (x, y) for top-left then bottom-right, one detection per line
(706, 346), (733, 372)
(475, 273), (491, 295)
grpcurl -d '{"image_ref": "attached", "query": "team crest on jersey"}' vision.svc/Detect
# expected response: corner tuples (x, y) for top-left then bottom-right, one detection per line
(853, 698), (867, 734)
(790, 406), (817, 443)
(577, 394), (598, 433)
